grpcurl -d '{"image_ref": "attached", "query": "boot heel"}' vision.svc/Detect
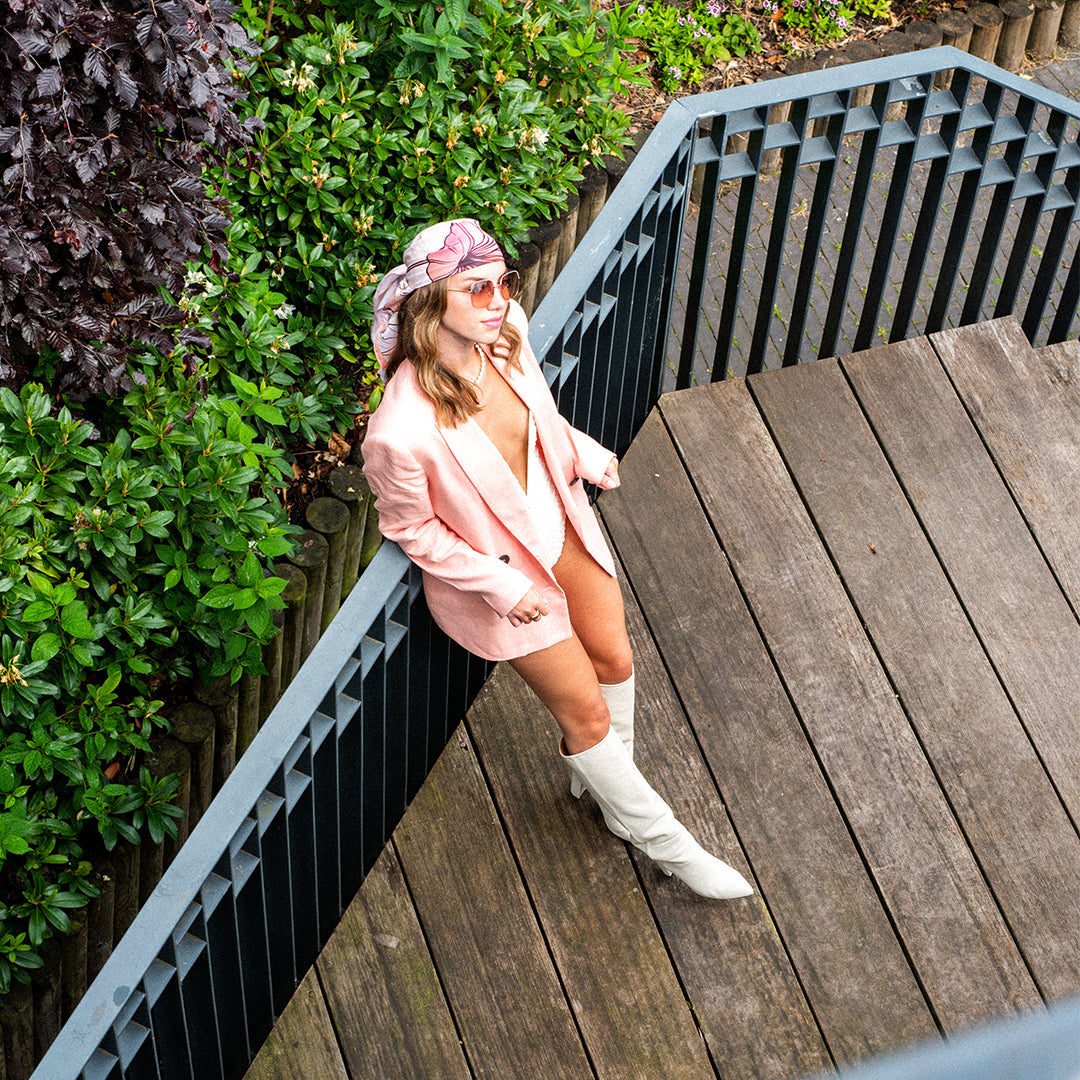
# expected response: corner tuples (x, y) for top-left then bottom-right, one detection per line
(569, 776), (585, 800)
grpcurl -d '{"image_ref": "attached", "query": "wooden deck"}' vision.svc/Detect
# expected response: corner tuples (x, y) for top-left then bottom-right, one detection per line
(245, 317), (1080, 1080)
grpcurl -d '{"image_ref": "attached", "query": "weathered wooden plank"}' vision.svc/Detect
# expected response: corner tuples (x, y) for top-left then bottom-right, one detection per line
(751, 352), (1079, 1002)
(843, 336), (1080, 827)
(932, 318), (1080, 608)
(245, 967), (348, 1080)
(616, 565), (834, 1080)
(316, 846), (471, 1080)
(1038, 339), (1080, 388)
(392, 728), (592, 1080)
(600, 409), (935, 1066)
(467, 664), (719, 1080)
(660, 380), (1035, 1032)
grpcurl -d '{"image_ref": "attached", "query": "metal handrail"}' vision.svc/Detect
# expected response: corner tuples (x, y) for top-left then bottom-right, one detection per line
(34, 47), (1080, 1079)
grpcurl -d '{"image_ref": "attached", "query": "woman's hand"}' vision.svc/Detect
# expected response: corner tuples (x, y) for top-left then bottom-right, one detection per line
(508, 586), (550, 628)
(598, 456), (620, 490)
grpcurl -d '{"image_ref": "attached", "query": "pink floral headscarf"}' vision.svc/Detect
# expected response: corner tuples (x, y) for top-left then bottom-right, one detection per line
(371, 219), (503, 370)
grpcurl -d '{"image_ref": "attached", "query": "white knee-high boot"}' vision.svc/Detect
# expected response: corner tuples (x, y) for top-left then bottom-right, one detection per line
(562, 728), (754, 900)
(570, 670), (635, 801)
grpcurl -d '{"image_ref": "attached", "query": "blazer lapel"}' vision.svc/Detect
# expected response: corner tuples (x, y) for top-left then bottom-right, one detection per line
(497, 351), (573, 495)
(438, 408), (541, 553)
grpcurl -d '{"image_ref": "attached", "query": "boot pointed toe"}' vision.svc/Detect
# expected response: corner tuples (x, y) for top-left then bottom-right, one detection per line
(562, 729), (751, 902)
(656, 851), (754, 900)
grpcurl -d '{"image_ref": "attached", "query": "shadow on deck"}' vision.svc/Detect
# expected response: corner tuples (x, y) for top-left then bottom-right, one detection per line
(246, 318), (1080, 1080)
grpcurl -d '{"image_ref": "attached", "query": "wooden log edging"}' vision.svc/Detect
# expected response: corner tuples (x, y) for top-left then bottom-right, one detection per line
(1030, 0), (1066, 54)
(938, 8), (975, 50)
(1062, 0), (1080, 44)
(290, 528), (330, 664)
(274, 561), (307, 688)
(969, 2), (1008, 61)
(555, 190), (580, 278)
(997, 0), (1036, 69)
(326, 464), (368, 601)
(531, 217), (563, 312)
(577, 165), (609, 243)
(509, 240), (541, 315)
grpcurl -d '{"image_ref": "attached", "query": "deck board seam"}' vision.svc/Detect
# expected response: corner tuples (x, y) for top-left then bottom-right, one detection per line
(671, 380), (953, 1037)
(600, 528), (742, 1080)
(383, 832), (482, 1080)
(821, 359), (1053, 1000)
(311, 960), (356, 1080)
(929, 333), (1080, 630)
(602, 405), (862, 1068)
(461, 717), (606, 1080)
(834, 345), (1080, 843)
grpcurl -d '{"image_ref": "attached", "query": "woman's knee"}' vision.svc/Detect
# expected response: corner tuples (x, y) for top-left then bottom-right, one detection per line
(593, 642), (633, 686)
(560, 693), (611, 753)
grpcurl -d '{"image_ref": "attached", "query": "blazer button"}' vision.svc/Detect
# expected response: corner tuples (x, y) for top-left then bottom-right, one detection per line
(499, 554), (510, 563)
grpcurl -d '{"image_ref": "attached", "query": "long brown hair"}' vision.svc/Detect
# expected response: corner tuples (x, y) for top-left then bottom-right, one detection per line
(384, 278), (523, 427)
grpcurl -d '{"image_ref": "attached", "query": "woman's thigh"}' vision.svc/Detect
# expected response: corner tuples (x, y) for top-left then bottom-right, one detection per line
(553, 522), (633, 685)
(508, 634), (609, 753)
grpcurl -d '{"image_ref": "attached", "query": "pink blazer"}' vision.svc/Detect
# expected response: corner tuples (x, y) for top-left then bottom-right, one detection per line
(361, 301), (617, 661)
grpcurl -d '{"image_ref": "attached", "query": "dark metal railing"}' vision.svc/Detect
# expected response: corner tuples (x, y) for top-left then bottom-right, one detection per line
(34, 47), (1080, 1080)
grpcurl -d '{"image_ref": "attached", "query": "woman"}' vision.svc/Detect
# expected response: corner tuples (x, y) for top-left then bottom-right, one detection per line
(364, 218), (752, 900)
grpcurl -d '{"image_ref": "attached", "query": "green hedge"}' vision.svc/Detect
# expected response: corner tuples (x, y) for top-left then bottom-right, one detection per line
(0, 0), (642, 1000)
(206, 0), (642, 411)
(0, 370), (294, 990)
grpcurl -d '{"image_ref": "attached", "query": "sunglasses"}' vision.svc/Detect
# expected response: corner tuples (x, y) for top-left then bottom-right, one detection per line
(446, 270), (520, 307)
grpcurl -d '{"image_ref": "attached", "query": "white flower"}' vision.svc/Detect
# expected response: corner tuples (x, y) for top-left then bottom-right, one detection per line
(274, 303), (296, 320)
(518, 125), (550, 150)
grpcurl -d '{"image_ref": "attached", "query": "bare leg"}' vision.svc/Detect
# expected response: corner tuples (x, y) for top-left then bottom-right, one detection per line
(508, 633), (609, 754)
(509, 522), (632, 753)
(552, 521), (633, 686)
(512, 522), (752, 900)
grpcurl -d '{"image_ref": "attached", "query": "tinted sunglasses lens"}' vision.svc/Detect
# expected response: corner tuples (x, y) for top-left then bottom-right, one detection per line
(500, 271), (520, 300)
(469, 280), (495, 307)
(469, 272), (520, 307)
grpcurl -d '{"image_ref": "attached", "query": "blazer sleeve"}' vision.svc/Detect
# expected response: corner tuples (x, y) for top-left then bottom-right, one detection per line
(567, 424), (617, 487)
(362, 433), (535, 617)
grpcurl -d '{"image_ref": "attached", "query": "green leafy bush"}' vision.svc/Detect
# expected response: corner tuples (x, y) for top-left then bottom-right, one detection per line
(0, 0), (646, 1006)
(178, 257), (364, 449)
(0, 373), (294, 987)
(211, 0), (642, 380)
(621, 0), (761, 92)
